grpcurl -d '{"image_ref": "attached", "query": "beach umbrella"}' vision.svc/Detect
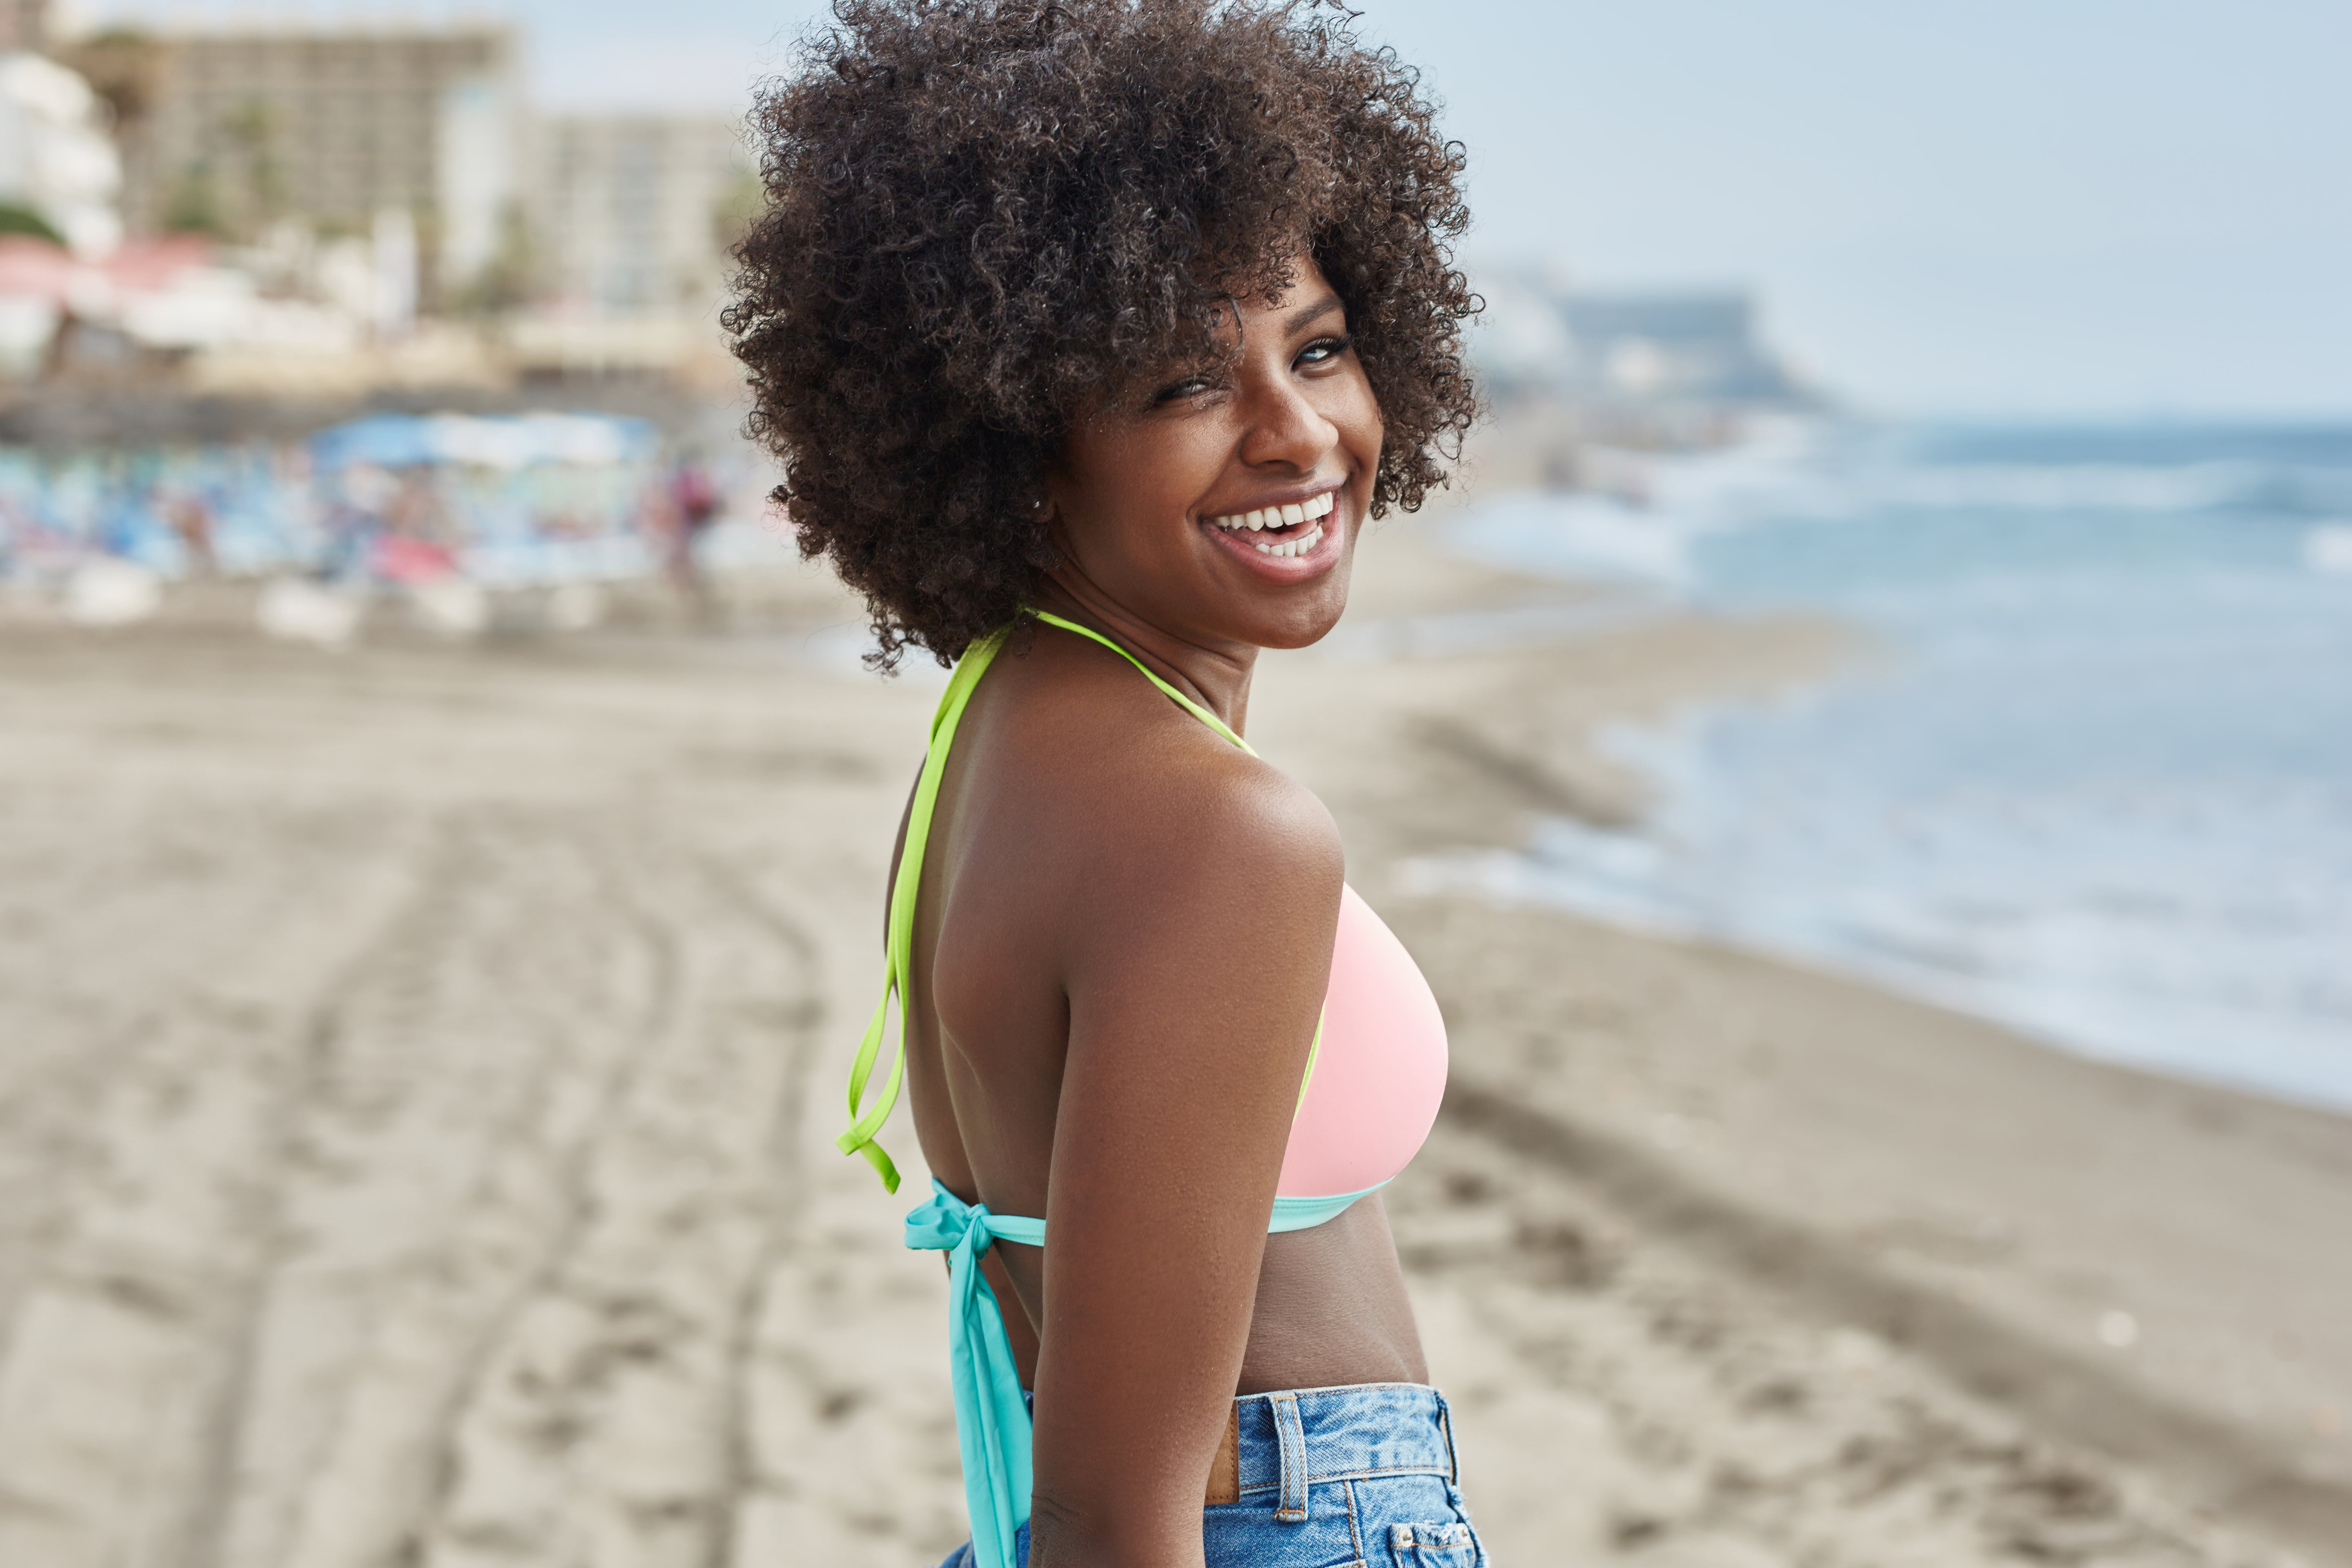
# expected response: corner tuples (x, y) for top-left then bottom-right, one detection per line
(308, 414), (437, 471)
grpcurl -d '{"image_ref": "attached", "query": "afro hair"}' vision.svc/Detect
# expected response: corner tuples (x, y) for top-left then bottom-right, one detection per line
(725, 0), (1479, 666)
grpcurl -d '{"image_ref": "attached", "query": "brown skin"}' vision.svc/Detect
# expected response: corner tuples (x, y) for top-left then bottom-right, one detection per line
(895, 255), (1427, 1568)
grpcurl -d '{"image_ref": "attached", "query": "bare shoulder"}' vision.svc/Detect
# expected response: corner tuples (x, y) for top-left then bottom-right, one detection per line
(982, 636), (1343, 937)
(1130, 738), (1342, 894)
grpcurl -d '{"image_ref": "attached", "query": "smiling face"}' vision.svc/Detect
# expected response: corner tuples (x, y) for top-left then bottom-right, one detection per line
(1040, 253), (1385, 654)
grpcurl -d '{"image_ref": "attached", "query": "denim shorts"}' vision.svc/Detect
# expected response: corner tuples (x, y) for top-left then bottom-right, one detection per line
(934, 1381), (1485, 1567)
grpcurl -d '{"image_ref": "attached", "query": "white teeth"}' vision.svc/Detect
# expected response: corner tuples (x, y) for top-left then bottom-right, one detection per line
(1209, 492), (1339, 531)
(1252, 523), (1324, 558)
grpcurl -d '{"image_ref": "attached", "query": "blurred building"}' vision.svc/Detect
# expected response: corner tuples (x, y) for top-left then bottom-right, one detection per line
(1559, 293), (1801, 404)
(505, 114), (751, 375)
(1476, 270), (1811, 411)
(8, 15), (752, 385)
(0, 49), (120, 257)
(108, 20), (519, 298)
(527, 116), (748, 316)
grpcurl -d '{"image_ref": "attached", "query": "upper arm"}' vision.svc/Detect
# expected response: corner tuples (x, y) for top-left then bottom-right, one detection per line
(1027, 759), (1343, 1562)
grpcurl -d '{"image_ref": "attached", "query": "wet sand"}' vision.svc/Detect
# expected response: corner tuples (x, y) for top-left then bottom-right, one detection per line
(0, 503), (2345, 1567)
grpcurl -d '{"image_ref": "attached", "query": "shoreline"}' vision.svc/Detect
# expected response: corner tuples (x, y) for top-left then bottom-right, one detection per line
(1419, 416), (2352, 1129)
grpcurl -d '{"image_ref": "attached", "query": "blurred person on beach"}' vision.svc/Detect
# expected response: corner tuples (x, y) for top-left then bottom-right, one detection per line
(163, 492), (216, 577)
(658, 451), (724, 618)
(318, 463), (397, 584)
(728, 2), (1481, 1564)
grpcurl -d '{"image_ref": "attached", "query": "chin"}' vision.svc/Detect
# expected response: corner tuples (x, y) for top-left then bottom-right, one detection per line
(1250, 556), (1353, 651)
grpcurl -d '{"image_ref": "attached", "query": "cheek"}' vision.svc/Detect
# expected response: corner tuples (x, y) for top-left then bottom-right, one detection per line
(1060, 439), (1210, 564)
(1335, 368), (1385, 460)
(1105, 436), (1226, 539)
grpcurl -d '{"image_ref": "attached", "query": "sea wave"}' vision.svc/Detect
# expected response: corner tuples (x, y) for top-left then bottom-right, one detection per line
(1434, 416), (2352, 1114)
(2305, 522), (2352, 576)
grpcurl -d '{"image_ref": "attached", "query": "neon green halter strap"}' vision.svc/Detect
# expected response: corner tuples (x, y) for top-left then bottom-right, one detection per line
(834, 621), (1012, 1190)
(836, 608), (1318, 1191)
(1027, 609), (1254, 751)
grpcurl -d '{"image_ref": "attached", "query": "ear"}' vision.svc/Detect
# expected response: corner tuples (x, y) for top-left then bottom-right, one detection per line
(1033, 465), (1070, 536)
(1031, 492), (1063, 545)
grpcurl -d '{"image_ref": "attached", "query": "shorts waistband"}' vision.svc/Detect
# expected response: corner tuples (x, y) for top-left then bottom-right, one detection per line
(1206, 1382), (1457, 1515)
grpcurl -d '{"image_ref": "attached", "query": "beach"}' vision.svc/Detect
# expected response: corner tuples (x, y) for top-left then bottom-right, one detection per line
(0, 465), (2345, 1568)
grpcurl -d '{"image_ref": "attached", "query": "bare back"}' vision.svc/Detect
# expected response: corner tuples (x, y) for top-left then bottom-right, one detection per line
(893, 627), (1427, 1405)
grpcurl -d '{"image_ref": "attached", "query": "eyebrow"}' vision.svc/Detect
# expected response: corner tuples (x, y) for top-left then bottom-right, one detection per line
(1284, 294), (1345, 335)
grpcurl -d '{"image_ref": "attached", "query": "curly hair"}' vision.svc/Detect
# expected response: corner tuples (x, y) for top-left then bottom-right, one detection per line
(726, 0), (1479, 667)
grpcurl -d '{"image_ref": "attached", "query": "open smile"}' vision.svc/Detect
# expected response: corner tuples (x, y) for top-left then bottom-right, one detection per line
(1197, 488), (1342, 577)
(1205, 489), (1336, 559)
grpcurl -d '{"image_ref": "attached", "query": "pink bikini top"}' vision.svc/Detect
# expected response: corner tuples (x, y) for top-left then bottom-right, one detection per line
(838, 610), (1449, 1231)
(1275, 883), (1449, 1219)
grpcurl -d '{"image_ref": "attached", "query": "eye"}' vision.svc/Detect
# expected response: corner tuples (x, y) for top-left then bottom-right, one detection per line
(1151, 373), (1219, 406)
(1295, 334), (1355, 368)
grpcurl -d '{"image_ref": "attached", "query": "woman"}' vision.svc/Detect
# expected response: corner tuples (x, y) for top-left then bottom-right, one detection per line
(728, 2), (1482, 1564)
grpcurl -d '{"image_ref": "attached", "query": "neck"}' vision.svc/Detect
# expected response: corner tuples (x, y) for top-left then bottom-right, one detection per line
(1029, 574), (1257, 734)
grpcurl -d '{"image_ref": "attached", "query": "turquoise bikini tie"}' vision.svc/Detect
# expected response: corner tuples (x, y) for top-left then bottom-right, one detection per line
(904, 1180), (1047, 1568)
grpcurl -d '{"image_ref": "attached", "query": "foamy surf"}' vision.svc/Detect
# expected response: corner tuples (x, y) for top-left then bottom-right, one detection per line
(1435, 418), (2352, 1113)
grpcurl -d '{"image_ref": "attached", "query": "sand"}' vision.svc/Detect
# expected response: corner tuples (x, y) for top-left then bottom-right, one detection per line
(0, 487), (2344, 1568)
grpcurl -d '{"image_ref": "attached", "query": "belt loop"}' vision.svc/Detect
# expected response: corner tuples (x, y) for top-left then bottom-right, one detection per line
(1204, 1405), (1241, 1507)
(1269, 1392), (1310, 1522)
(1434, 1389), (1459, 1486)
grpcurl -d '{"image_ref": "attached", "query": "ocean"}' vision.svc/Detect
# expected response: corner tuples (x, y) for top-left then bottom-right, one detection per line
(1423, 418), (2352, 1114)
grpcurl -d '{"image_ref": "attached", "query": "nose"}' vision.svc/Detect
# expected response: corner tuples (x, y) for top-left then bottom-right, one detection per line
(1235, 367), (1339, 473)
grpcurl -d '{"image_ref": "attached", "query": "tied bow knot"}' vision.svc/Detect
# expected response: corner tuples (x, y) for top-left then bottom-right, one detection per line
(902, 1180), (1044, 1568)
(904, 1189), (1000, 1256)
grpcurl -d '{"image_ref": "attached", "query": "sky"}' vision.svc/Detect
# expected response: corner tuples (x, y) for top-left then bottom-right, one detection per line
(78, 0), (2352, 416)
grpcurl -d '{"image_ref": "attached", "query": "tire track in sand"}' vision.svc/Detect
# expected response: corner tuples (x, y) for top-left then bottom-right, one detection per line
(0, 804), (827, 1568)
(0, 808), (426, 1568)
(213, 813), (675, 1568)
(410, 848), (822, 1568)
(1392, 1121), (2299, 1568)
